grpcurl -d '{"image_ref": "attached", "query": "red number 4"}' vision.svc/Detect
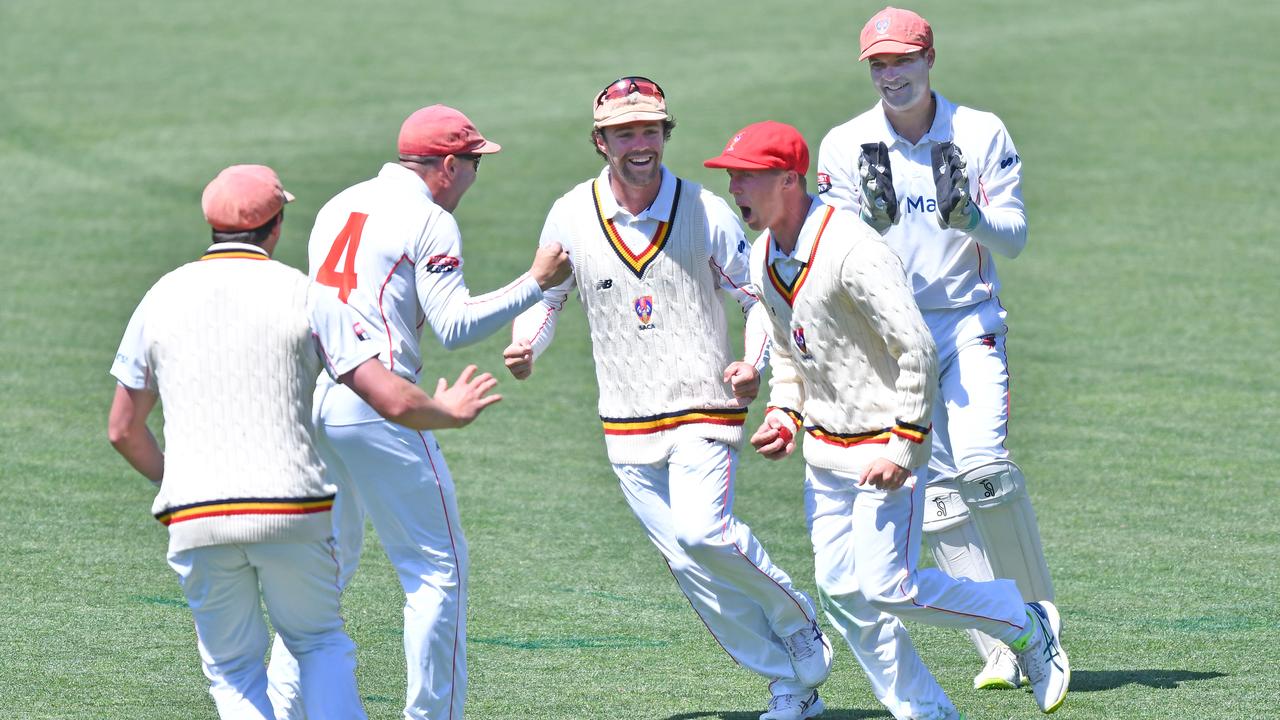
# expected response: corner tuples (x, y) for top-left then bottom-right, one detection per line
(316, 212), (368, 303)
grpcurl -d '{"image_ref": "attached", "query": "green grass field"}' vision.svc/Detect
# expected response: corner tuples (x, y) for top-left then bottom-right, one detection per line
(2, 0), (1278, 717)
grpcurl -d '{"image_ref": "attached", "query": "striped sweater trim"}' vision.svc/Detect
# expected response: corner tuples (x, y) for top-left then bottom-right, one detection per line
(806, 420), (931, 448)
(601, 407), (748, 436)
(592, 179), (682, 278)
(155, 494), (336, 526)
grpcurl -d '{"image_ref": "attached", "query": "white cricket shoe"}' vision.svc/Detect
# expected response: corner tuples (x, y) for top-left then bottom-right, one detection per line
(760, 690), (825, 720)
(782, 621), (834, 688)
(973, 643), (1025, 690)
(1013, 601), (1070, 713)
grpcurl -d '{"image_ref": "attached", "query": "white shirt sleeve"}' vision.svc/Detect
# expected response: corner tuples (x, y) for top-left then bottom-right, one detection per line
(110, 292), (157, 391)
(307, 286), (381, 380)
(414, 211), (544, 350)
(511, 203), (576, 360)
(816, 129), (861, 215)
(704, 193), (769, 370)
(968, 119), (1027, 258)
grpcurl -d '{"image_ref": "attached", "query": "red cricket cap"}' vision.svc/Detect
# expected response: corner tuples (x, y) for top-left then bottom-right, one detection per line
(859, 7), (933, 61)
(201, 164), (295, 232)
(398, 104), (501, 157)
(703, 121), (809, 176)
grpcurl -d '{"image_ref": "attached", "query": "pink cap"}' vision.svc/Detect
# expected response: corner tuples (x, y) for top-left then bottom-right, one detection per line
(201, 165), (295, 232)
(398, 105), (501, 157)
(859, 7), (933, 61)
(703, 121), (810, 176)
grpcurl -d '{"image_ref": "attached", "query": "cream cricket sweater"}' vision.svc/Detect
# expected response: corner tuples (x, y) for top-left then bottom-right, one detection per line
(141, 248), (336, 552)
(753, 199), (938, 473)
(570, 177), (745, 464)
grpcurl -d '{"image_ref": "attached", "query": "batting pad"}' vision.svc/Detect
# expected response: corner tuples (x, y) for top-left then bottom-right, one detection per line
(957, 461), (1055, 603)
(922, 482), (1003, 660)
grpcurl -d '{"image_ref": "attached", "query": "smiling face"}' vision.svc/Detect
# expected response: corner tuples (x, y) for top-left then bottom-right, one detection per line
(726, 169), (788, 232)
(596, 121), (665, 190)
(868, 48), (934, 113)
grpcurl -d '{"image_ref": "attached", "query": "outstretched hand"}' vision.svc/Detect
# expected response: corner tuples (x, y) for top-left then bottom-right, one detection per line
(434, 365), (502, 428)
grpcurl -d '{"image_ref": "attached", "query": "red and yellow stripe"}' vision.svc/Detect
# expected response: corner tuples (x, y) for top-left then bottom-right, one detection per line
(765, 205), (833, 306)
(807, 419), (931, 448)
(602, 407), (748, 436)
(155, 496), (335, 526)
(593, 179), (681, 278)
(807, 426), (893, 448)
(891, 420), (931, 445)
(200, 250), (269, 261)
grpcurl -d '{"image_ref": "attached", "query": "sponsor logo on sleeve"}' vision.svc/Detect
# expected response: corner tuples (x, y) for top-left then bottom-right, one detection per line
(816, 172), (832, 194)
(634, 295), (656, 330)
(425, 254), (461, 273)
(595, 278), (614, 290)
(1000, 153), (1021, 169)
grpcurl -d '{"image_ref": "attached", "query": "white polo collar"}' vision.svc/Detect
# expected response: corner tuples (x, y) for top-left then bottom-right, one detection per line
(379, 162), (436, 202)
(595, 165), (676, 222)
(871, 91), (956, 148)
(768, 196), (828, 265)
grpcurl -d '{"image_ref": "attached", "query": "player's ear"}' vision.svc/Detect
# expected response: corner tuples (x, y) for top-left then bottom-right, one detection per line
(926, 47), (936, 69)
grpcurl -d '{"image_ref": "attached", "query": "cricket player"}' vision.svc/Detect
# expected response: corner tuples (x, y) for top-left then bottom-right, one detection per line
(815, 6), (1056, 690)
(267, 105), (572, 720)
(502, 77), (833, 720)
(704, 120), (1069, 718)
(107, 165), (502, 719)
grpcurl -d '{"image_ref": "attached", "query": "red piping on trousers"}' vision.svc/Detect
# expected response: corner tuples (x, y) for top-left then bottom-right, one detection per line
(418, 432), (462, 719)
(719, 450), (813, 623)
(897, 484), (1023, 631)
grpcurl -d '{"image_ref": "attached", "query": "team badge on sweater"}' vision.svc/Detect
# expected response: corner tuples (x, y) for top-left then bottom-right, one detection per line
(634, 295), (655, 329)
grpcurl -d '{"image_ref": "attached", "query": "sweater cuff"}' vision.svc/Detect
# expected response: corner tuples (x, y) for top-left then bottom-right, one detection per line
(765, 406), (802, 437)
(884, 420), (931, 470)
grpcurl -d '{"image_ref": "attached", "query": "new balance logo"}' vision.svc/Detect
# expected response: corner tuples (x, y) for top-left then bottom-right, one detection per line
(595, 278), (613, 290)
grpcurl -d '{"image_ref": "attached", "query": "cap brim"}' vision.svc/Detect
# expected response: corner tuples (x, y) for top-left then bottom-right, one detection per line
(470, 139), (502, 154)
(595, 110), (670, 128)
(282, 189), (296, 203)
(859, 40), (929, 61)
(703, 154), (779, 171)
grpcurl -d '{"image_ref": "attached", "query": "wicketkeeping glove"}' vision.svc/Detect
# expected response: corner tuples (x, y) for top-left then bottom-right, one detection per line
(857, 142), (898, 233)
(932, 142), (981, 231)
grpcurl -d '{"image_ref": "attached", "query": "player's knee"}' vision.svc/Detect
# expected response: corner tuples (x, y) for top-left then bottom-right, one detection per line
(674, 525), (724, 560)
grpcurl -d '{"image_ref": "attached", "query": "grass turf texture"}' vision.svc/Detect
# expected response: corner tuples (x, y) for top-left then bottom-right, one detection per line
(2, 0), (1277, 717)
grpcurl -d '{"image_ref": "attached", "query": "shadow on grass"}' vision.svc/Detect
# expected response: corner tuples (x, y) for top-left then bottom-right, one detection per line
(1070, 668), (1226, 691)
(665, 709), (886, 720)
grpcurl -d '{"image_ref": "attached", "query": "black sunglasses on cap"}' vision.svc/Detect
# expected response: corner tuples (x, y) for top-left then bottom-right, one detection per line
(594, 76), (665, 108)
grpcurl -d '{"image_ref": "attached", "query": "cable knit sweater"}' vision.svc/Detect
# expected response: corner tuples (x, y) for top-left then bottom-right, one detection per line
(111, 245), (371, 552)
(753, 198), (938, 473)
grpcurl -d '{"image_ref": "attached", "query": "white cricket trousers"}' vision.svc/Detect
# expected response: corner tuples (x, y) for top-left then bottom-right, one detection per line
(923, 298), (1010, 486)
(270, 386), (467, 720)
(806, 462), (1028, 720)
(614, 437), (818, 689)
(167, 539), (365, 720)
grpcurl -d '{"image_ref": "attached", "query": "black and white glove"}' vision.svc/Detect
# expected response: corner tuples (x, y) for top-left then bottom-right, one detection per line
(857, 142), (898, 233)
(931, 142), (981, 230)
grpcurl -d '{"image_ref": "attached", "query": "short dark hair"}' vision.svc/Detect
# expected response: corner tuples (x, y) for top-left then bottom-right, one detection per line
(210, 211), (282, 245)
(590, 117), (677, 160)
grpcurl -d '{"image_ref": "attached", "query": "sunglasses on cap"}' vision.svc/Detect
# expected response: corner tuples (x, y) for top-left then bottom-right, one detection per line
(594, 76), (665, 108)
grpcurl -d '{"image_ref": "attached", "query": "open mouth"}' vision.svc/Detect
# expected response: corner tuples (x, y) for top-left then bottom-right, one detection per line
(738, 204), (753, 223)
(627, 153), (656, 168)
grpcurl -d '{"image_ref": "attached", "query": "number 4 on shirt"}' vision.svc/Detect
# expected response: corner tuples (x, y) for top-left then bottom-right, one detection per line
(315, 212), (368, 303)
